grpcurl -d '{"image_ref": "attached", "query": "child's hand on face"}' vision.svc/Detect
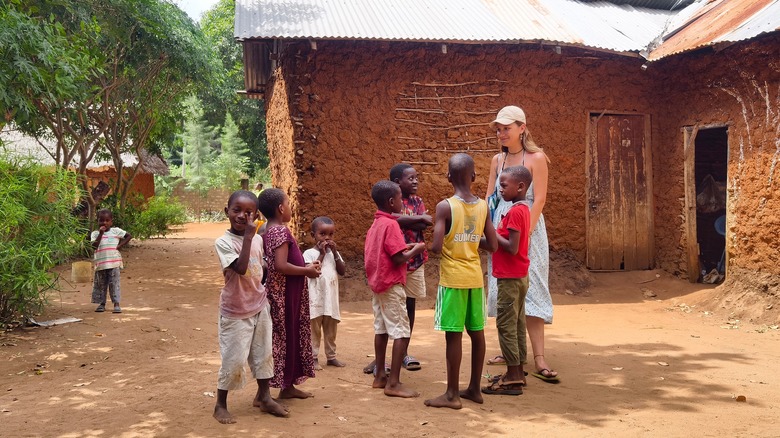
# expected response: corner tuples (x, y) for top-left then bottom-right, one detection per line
(327, 240), (338, 251)
(245, 211), (259, 235)
(316, 240), (329, 253)
(99, 225), (108, 233)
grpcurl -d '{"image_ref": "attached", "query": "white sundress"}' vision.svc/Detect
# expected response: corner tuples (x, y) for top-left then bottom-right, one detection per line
(486, 179), (553, 323)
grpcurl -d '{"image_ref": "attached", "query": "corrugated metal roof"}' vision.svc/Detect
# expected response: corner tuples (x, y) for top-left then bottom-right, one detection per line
(236, 0), (780, 58)
(581, 0), (695, 9)
(235, 0), (677, 53)
(648, 0), (780, 60)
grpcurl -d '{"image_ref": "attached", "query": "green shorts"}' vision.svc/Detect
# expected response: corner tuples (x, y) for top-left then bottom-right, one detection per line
(434, 286), (486, 332)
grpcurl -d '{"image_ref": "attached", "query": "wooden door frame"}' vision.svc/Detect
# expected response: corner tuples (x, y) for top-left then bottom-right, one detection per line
(682, 123), (730, 282)
(585, 110), (654, 270)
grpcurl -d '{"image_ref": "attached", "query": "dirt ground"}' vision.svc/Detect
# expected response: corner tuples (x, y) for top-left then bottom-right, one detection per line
(2, 222), (779, 437)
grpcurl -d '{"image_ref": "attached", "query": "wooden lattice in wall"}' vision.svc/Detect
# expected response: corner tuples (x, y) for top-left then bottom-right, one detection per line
(395, 80), (505, 169)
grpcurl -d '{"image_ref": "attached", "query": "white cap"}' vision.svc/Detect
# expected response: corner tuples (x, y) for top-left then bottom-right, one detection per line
(490, 105), (527, 128)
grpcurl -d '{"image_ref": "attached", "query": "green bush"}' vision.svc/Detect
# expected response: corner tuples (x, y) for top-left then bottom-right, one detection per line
(100, 193), (187, 240)
(135, 195), (187, 239)
(0, 156), (87, 327)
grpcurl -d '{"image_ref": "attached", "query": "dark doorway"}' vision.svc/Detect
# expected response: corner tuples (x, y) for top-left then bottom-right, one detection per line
(694, 127), (728, 281)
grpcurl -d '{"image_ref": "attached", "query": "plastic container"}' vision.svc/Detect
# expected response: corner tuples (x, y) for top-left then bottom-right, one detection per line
(71, 261), (93, 283)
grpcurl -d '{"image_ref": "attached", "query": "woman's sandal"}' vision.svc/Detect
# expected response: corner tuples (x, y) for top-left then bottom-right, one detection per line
(530, 368), (560, 383)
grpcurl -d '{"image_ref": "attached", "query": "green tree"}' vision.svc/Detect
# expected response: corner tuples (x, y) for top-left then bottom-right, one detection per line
(199, 0), (268, 176)
(210, 113), (249, 189)
(5, 0), (218, 221)
(0, 2), (100, 131)
(181, 97), (216, 197)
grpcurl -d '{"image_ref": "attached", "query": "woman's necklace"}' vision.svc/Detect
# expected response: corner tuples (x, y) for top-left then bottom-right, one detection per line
(505, 148), (522, 156)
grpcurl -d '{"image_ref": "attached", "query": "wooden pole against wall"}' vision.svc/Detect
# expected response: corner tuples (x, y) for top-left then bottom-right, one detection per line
(683, 126), (700, 283)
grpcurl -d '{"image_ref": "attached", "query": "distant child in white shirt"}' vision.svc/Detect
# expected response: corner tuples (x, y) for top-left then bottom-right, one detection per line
(303, 216), (346, 370)
(90, 209), (132, 314)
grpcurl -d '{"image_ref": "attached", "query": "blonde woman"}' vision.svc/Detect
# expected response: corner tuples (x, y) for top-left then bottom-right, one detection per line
(484, 106), (558, 383)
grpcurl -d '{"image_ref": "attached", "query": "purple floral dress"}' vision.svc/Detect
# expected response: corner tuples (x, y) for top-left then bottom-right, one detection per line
(263, 225), (315, 388)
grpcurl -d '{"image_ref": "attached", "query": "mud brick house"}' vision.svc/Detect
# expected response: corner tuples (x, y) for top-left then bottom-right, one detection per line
(235, 0), (780, 295)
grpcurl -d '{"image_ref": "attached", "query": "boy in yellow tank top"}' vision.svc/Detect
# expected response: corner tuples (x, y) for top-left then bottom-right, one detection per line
(424, 153), (498, 410)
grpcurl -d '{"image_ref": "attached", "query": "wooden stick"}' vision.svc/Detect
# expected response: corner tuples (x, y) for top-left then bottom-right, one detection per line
(397, 94), (500, 100)
(400, 148), (497, 153)
(429, 123), (489, 129)
(397, 137), (493, 144)
(395, 108), (446, 114)
(411, 81), (480, 87)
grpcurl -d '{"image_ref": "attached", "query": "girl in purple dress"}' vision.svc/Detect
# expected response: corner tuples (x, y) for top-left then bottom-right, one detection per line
(258, 188), (321, 399)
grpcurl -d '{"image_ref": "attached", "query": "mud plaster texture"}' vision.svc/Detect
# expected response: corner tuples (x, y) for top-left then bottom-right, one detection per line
(262, 34), (780, 301)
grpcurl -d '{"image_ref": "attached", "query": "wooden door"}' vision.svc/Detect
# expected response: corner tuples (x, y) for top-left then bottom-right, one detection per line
(586, 114), (653, 270)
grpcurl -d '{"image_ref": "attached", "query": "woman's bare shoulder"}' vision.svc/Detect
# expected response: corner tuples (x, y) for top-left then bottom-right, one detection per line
(525, 150), (549, 166)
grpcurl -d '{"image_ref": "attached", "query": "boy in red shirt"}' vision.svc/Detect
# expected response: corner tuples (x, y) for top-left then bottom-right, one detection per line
(364, 180), (426, 398)
(482, 166), (533, 396)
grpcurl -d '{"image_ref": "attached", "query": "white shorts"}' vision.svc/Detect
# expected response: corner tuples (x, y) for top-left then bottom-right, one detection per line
(217, 305), (273, 390)
(372, 284), (411, 340)
(404, 266), (426, 299)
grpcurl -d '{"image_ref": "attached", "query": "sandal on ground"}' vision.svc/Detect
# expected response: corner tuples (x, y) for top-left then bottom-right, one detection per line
(531, 368), (560, 383)
(481, 379), (524, 396)
(402, 355), (421, 371)
(487, 372), (528, 385)
(112, 305), (122, 313)
(486, 355), (506, 365)
(363, 362), (390, 376)
(95, 304), (105, 312)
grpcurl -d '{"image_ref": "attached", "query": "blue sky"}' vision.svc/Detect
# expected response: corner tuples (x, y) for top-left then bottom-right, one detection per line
(174, 0), (220, 22)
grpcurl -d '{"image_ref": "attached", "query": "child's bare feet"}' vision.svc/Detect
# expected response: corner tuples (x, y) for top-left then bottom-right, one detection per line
(253, 397), (289, 417)
(384, 382), (419, 398)
(278, 386), (313, 399)
(372, 375), (387, 389)
(213, 405), (237, 424)
(459, 388), (484, 404)
(326, 358), (346, 367)
(314, 359), (323, 370)
(424, 392), (462, 409)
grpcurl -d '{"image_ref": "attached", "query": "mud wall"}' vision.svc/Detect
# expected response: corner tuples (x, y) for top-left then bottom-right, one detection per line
(267, 41), (657, 257)
(265, 60), (302, 237)
(649, 33), (780, 282)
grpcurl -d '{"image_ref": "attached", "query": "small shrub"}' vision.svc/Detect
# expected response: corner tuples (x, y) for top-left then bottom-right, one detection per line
(0, 156), (87, 327)
(135, 195), (187, 239)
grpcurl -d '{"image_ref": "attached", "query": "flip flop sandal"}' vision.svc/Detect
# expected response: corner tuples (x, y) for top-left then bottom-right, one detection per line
(402, 355), (421, 371)
(531, 369), (560, 383)
(481, 380), (524, 396)
(363, 363), (391, 377)
(486, 355), (506, 365)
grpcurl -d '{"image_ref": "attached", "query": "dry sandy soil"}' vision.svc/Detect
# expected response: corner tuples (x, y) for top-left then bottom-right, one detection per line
(2, 222), (778, 437)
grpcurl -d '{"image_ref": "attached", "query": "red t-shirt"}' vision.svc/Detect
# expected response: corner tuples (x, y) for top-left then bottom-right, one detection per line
(365, 210), (409, 293)
(492, 202), (530, 278)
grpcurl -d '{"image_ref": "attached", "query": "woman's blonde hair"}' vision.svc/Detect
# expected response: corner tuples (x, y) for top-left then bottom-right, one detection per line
(520, 124), (551, 163)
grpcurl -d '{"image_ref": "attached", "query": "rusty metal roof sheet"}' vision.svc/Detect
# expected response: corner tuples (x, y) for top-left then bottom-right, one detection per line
(235, 0), (677, 54)
(649, 0), (780, 60)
